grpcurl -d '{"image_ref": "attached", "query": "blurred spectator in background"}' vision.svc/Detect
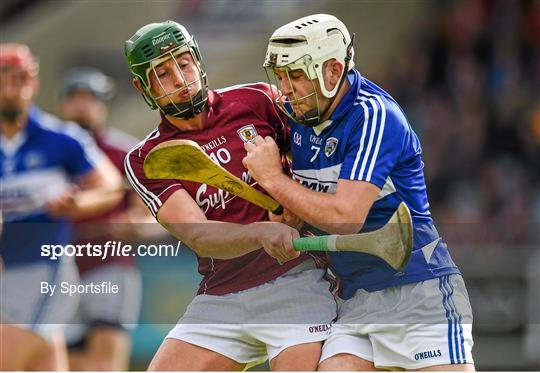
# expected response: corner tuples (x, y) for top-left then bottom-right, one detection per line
(374, 0), (540, 370)
(378, 0), (539, 244)
(377, 3), (539, 367)
(0, 44), (122, 370)
(524, 250), (540, 366)
(58, 66), (162, 370)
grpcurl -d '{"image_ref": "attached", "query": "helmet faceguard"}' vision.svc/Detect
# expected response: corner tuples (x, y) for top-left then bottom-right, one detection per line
(264, 58), (323, 127)
(263, 14), (355, 127)
(125, 20), (208, 120)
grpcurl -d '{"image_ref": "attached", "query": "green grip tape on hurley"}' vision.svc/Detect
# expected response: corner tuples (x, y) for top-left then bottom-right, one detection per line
(293, 236), (330, 252)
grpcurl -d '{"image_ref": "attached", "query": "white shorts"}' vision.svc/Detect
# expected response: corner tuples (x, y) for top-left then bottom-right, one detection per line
(167, 259), (336, 365)
(321, 274), (474, 370)
(0, 259), (80, 340)
(64, 264), (142, 345)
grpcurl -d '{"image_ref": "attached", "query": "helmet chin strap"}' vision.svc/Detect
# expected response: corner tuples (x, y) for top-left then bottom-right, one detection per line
(297, 34), (356, 128)
(161, 88), (208, 119)
(294, 108), (321, 127)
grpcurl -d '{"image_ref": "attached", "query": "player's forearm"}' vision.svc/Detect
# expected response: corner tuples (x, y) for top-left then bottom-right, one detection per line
(70, 160), (124, 219)
(70, 188), (124, 219)
(94, 157), (124, 190)
(160, 221), (267, 259)
(260, 175), (364, 234)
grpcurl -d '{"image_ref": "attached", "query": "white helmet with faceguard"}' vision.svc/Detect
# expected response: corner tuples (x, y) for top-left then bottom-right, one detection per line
(263, 14), (355, 127)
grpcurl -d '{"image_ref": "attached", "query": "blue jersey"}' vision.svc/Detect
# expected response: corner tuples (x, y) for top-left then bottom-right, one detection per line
(0, 107), (94, 266)
(289, 69), (460, 299)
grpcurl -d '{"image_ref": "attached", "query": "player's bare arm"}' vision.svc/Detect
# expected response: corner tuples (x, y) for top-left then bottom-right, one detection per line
(45, 167), (124, 220)
(93, 154), (124, 190)
(244, 135), (380, 234)
(156, 188), (299, 263)
(77, 155), (124, 213)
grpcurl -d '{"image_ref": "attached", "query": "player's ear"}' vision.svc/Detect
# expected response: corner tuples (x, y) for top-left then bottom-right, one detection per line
(132, 78), (143, 93)
(323, 59), (344, 91)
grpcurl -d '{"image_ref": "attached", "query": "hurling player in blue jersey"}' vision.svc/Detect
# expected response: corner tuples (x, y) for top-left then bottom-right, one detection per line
(0, 43), (123, 370)
(243, 14), (474, 371)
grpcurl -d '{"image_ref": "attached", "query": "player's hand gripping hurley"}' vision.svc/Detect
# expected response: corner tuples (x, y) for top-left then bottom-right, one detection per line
(143, 140), (413, 270)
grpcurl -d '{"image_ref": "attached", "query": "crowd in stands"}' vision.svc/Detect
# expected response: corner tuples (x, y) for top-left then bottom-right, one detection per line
(376, 0), (539, 244)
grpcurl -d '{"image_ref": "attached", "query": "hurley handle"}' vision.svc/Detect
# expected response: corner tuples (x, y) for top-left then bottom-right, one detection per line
(293, 235), (338, 252)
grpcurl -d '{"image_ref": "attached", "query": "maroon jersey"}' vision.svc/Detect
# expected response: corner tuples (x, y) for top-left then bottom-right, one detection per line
(75, 128), (139, 274)
(125, 83), (308, 295)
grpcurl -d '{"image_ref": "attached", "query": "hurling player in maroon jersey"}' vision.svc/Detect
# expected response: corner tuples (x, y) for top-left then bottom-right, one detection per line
(123, 21), (336, 371)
